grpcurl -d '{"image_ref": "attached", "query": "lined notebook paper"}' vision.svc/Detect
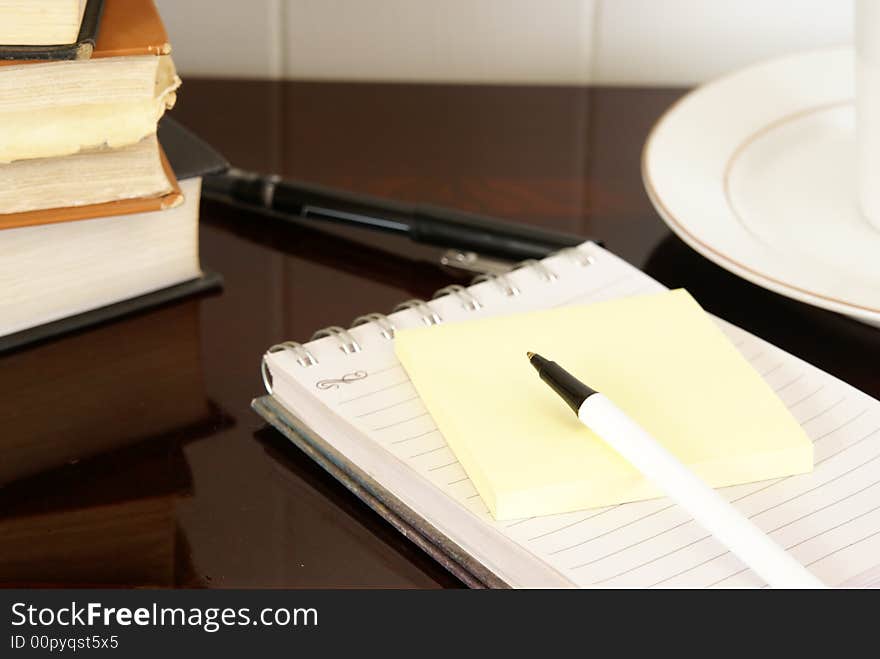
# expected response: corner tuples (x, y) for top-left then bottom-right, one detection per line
(264, 243), (880, 587)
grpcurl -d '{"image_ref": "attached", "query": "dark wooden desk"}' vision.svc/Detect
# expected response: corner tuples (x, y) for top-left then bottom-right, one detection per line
(2, 81), (878, 588)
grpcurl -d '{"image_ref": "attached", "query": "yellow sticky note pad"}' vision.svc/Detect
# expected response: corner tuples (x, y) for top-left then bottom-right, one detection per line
(395, 289), (813, 520)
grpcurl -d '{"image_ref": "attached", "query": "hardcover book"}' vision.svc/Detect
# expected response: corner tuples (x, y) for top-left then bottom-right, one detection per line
(0, 0), (178, 164)
(0, 138), (182, 227)
(0, 0), (104, 61)
(0, 117), (229, 353)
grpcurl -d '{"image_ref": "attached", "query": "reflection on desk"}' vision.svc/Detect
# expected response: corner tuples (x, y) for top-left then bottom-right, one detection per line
(0, 300), (214, 485)
(0, 438), (190, 587)
(0, 298), (232, 586)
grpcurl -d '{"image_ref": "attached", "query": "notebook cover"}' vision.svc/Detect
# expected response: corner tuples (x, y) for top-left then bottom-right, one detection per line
(0, 271), (223, 355)
(0, 0), (105, 61)
(251, 394), (509, 589)
(0, 0), (168, 65)
(0, 144), (183, 230)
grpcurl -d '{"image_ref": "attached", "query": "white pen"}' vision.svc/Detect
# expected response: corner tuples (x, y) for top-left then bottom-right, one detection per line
(527, 352), (825, 589)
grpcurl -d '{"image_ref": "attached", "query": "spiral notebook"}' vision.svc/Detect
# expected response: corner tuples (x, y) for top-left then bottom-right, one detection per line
(255, 242), (880, 588)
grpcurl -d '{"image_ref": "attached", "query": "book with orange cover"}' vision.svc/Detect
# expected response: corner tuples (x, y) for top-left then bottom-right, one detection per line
(0, 144), (183, 230)
(91, 0), (170, 58)
(0, 0), (179, 165)
(0, 0), (181, 225)
(0, 118), (228, 352)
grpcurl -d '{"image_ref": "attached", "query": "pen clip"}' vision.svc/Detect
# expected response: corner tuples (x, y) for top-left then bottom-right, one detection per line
(439, 249), (514, 276)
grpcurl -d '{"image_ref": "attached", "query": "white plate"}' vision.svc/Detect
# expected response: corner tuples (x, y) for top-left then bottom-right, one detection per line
(643, 47), (880, 328)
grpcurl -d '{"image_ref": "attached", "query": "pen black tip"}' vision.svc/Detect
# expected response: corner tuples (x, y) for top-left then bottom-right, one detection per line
(527, 353), (597, 414)
(527, 352), (550, 372)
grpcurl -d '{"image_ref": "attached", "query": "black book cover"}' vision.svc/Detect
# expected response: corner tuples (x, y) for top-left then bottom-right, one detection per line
(0, 272), (223, 355)
(0, 0), (105, 61)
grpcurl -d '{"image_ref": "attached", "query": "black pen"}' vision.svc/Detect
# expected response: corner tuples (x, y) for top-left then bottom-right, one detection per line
(202, 168), (589, 261)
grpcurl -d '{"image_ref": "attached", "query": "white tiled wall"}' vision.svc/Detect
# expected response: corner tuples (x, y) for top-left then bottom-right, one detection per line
(155, 0), (283, 78)
(283, 0), (595, 84)
(593, 0), (853, 85)
(156, 0), (853, 85)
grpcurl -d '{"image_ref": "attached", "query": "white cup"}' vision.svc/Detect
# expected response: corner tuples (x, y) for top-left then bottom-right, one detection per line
(857, 0), (880, 229)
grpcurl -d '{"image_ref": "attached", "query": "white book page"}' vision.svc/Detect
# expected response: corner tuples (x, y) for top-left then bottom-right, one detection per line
(267, 243), (880, 587)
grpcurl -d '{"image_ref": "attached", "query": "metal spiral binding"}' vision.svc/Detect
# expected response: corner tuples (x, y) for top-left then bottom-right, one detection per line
(513, 258), (558, 282)
(557, 246), (595, 267)
(311, 326), (362, 354)
(264, 244), (597, 385)
(433, 284), (482, 312)
(471, 272), (520, 297)
(351, 312), (396, 339)
(393, 299), (442, 326)
(469, 245), (594, 297)
(261, 341), (317, 394)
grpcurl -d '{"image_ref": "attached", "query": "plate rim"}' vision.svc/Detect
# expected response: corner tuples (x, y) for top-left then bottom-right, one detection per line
(642, 46), (880, 324)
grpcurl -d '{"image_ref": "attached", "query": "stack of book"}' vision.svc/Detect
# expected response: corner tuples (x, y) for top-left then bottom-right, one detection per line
(0, 0), (224, 350)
